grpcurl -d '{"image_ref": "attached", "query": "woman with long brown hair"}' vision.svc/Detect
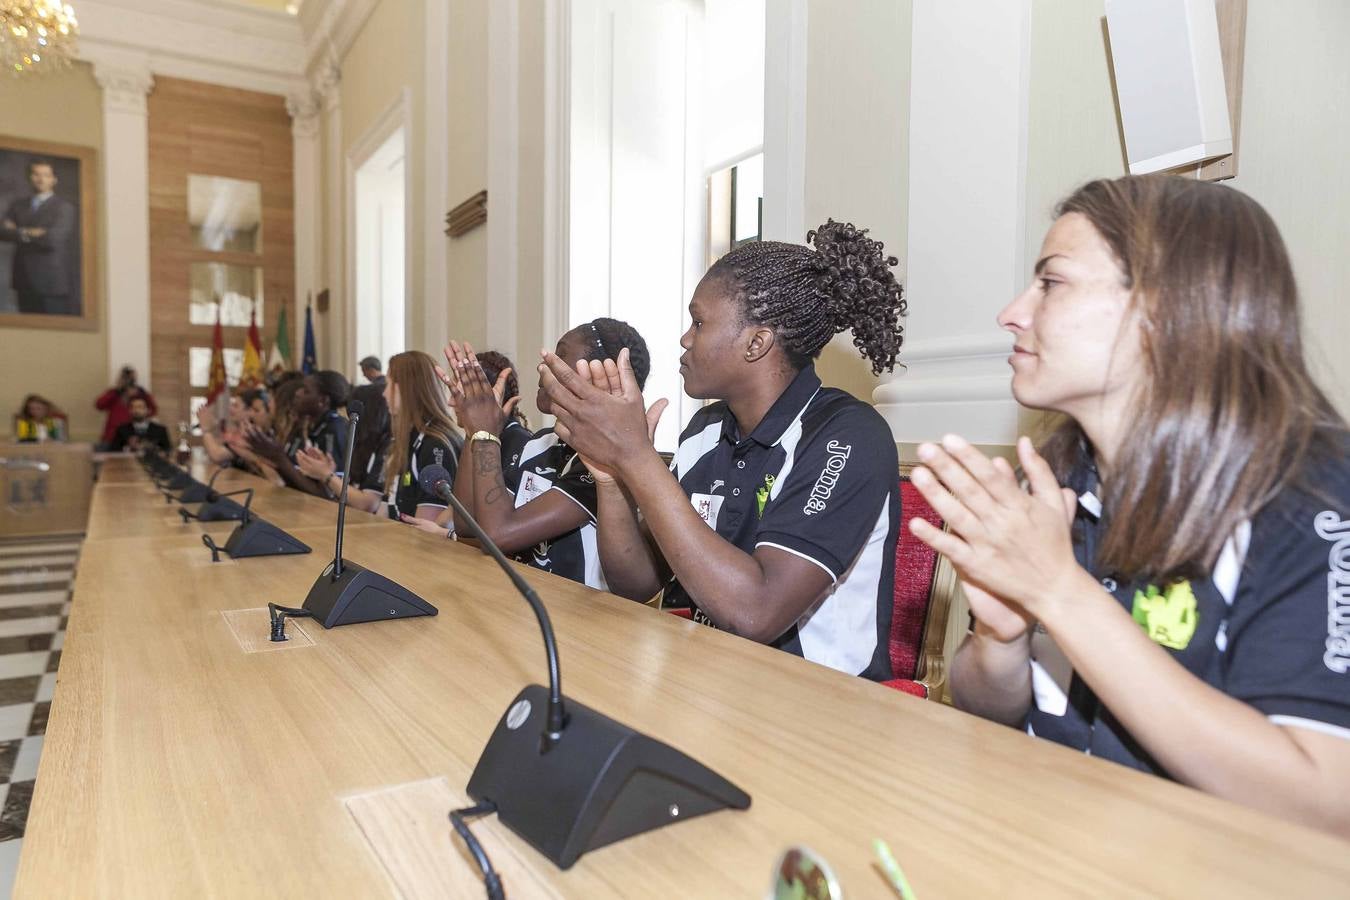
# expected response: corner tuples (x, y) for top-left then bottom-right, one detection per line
(909, 175), (1350, 836)
(382, 350), (461, 522)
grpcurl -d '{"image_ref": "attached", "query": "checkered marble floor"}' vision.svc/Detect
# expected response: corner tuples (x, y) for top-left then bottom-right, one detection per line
(0, 538), (78, 897)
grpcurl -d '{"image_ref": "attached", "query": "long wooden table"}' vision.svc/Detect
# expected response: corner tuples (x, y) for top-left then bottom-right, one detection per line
(14, 457), (1350, 896)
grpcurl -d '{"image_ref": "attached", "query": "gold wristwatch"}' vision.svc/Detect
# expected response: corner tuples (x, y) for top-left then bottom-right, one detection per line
(470, 430), (501, 446)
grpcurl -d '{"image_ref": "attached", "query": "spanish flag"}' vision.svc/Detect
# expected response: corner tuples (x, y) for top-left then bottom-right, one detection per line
(206, 317), (227, 403)
(241, 304), (264, 387)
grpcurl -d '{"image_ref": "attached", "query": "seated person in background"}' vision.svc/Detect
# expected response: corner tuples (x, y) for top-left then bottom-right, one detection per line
(229, 380), (298, 483)
(245, 370), (350, 496)
(411, 322), (650, 592)
(198, 393), (248, 468)
(539, 221), (905, 679)
(14, 394), (67, 441)
(240, 387), (272, 432)
(908, 175), (1350, 837)
(296, 382), (391, 513)
(475, 350), (529, 429)
(96, 365), (156, 449)
(111, 396), (170, 453)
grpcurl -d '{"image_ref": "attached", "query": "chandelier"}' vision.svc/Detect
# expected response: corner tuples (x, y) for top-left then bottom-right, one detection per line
(0, 0), (78, 76)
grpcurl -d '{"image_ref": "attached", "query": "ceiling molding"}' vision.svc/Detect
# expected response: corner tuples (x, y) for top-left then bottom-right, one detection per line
(76, 0), (309, 98)
(300, 0), (380, 76)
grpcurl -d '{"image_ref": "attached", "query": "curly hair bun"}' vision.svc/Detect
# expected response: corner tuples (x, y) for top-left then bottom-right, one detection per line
(806, 220), (906, 375)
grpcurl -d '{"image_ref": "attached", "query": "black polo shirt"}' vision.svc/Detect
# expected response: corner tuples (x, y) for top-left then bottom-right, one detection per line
(663, 364), (898, 680)
(286, 410), (349, 475)
(499, 423), (603, 589)
(355, 443), (387, 495)
(387, 428), (460, 519)
(1026, 445), (1350, 775)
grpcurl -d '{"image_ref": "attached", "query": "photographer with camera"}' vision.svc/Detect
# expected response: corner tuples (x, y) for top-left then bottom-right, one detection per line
(95, 364), (157, 451)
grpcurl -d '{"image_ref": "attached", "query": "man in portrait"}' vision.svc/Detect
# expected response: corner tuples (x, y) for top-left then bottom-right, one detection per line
(0, 158), (78, 316)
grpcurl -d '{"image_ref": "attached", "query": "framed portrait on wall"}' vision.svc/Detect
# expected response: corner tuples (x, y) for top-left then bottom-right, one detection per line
(0, 135), (99, 331)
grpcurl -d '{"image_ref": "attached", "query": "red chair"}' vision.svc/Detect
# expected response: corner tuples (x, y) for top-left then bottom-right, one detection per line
(881, 469), (957, 700)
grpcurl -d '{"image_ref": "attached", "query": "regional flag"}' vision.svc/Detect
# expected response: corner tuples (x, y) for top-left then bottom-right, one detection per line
(269, 304), (292, 372)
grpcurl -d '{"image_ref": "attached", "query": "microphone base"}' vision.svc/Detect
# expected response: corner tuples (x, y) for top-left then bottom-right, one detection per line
(301, 559), (437, 628)
(467, 684), (751, 870)
(175, 481), (212, 504)
(161, 471), (194, 491)
(182, 497), (247, 522)
(223, 518), (312, 559)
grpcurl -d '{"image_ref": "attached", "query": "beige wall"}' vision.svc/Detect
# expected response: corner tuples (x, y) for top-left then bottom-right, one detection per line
(1227, 0), (1350, 416)
(444, 0), (490, 350)
(514, 1), (548, 424)
(1023, 0), (1350, 417)
(0, 62), (109, 441)
(336, 0), (428, 363)
(803, 0), (911, 403)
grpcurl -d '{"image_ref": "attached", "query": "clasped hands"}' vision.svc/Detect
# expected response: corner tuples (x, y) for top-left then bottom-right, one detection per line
(536, 348), (667, 484)
(908, 435), (1089, 641)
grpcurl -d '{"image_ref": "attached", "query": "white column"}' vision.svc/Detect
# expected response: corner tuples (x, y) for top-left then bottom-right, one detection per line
(486, 0), (520, 364)
(873, 0), (1033, 445)
(761, 0), (808, 243)
(287, 90), (322, 371)
(422, 0), (451, 354)
(317, 63), (345, 374)
(93, 62), (154, 388)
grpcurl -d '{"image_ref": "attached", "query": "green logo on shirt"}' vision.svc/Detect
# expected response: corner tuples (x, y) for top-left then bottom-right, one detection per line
(1131, 581), (1199, 650)
(756, 473), (776, 518)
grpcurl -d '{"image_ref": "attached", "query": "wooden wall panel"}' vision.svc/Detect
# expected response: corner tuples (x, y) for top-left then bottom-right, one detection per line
(147, 77), (294, 430)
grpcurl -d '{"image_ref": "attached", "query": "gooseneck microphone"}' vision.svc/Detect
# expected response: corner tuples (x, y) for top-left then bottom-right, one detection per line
(415, 463), (749, 872)
(299, 399), (436, 628)
(419, 464), (565, 747)
(332, 398), (362, 578)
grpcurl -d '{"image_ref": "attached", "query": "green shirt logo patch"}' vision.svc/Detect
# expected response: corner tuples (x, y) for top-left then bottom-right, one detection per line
(1131, 580), (1199, 650)
(756, 473), (776, 518)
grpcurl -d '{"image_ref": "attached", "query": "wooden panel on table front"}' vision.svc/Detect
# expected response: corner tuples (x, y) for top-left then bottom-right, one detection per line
(15, 457), (1350, 897)
(147, 77), (295, 430)
(0, 442), (92, 537)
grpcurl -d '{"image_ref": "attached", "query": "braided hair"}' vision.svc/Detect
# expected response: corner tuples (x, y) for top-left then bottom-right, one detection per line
(708, 220), (905, 374)
(580, 317), (652, 390)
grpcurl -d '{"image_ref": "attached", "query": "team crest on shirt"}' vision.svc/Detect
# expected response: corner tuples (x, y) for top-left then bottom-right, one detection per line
(1131, 581), (1199, 650)
(690, 492), (724, 528)
(433, 446), (444, 467)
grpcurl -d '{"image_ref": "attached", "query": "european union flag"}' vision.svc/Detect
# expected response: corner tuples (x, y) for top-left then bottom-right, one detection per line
(302, 303), (317, 374)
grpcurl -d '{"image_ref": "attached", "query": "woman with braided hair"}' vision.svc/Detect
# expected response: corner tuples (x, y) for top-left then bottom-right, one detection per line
(408, 318), (652, 592)
(539, 220), (906, 679)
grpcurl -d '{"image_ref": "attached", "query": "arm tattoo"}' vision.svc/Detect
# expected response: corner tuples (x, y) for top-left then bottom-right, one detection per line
(473, 442), (507, 508)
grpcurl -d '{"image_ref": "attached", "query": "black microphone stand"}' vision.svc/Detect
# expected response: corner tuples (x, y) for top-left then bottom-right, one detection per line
(416, 463), (748, 872)
(428, 471), (566, 747)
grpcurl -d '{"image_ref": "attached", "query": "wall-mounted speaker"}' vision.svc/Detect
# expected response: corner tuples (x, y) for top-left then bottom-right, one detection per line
(1105, 0), (1233, 174)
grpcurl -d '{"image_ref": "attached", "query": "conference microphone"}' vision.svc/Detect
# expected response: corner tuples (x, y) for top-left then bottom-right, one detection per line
(191, 482), (311, 562)
(417, 464), (749, 871)
(163, 464), (226, 505)
(299, 399), (437, 628)
(179, 486), (250, 523)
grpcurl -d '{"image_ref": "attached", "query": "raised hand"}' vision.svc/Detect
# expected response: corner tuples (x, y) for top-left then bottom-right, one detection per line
(243, 421), (288, 466)
(197, 403), (218, 433)
(296, 447), (337, 482)
(440, 340), (508, 436)
(538, 347), (666, 483)
(908, 435), (1080, 640)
